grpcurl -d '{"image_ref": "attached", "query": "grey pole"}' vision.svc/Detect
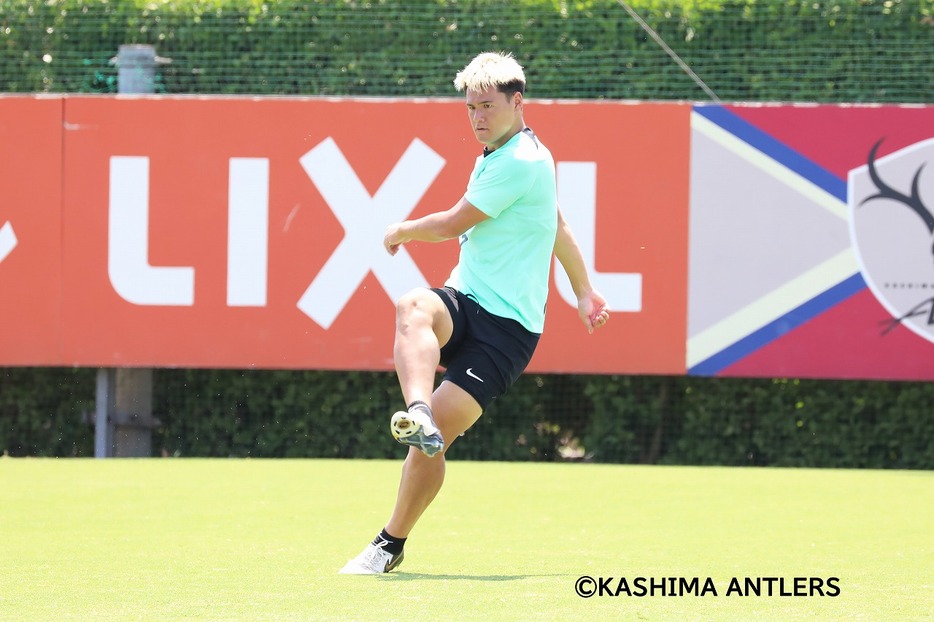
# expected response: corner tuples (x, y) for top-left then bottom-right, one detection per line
(94, 44), (165, 458)
(116, 44), (158, 94)
(94, 369), (115, 458)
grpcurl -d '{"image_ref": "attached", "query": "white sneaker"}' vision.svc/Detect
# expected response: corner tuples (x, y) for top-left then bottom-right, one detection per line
(390, 407), (444, 457)
(338, 542), (404, 575)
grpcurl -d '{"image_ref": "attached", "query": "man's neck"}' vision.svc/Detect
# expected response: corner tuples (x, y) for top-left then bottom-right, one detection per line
(483, 123), (526, 155)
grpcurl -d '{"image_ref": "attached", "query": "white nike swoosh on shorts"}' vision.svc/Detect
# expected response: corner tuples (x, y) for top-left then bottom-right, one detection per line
(465, 368), (484, 382)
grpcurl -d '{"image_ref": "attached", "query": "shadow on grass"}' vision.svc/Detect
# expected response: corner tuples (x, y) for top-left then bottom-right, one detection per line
(380, 572), (567, 582)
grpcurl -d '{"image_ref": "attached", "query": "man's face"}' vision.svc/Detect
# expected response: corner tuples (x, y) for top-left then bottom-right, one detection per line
(465, 86), (522, 151)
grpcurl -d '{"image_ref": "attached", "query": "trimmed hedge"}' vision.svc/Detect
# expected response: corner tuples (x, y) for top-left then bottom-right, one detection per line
(0, 0), (931, 466)
(0, 0), (930, 101)
(3, 368), (932, 469)
(584, 376), (934, 468)
(0, 367), (95, 457)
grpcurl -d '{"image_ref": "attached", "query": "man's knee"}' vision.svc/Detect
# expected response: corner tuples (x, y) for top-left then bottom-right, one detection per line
(396, 288), (445, 329)
(396, 288), (434, 318)
(395, 288), (453, 352)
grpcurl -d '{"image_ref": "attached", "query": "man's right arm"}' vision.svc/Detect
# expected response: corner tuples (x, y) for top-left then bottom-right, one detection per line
(384, 197), (488, 255)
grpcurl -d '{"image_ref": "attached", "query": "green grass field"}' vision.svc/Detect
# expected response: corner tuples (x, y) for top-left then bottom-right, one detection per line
(1, 458), (930, 621)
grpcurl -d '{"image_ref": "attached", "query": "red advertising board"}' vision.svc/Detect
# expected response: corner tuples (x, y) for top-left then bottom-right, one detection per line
(35, 95), (688, 373)
(0, 97), (63, 365)
(4, 95), (930, 378)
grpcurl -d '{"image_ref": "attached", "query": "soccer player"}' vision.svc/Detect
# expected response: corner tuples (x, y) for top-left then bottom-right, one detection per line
(339, 51), (609, 574)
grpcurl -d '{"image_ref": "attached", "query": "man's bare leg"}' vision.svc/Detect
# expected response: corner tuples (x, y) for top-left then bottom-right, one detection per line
(339, 289), (481, 573)
(386, 381), (482, 538)
(392, 288), (452, 406)
(387, 288), (483, 537)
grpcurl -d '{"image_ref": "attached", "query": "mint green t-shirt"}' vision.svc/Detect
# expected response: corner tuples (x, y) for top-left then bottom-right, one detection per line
(446, 128), (558, 333)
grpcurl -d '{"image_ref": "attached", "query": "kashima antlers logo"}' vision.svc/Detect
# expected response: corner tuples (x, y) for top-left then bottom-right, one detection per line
(862, 139), (934, 264)
(848, 137), (934, 343)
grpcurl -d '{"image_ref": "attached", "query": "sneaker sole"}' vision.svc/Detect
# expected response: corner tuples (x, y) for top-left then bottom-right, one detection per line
(337, 550), (404, 575)
(391, 412), (444, 457)
(386, 550), (404, 572)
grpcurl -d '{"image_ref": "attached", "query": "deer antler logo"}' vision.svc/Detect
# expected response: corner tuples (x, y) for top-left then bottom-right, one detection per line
(848, 137), (934, 344)
(860, 138), (934, 266)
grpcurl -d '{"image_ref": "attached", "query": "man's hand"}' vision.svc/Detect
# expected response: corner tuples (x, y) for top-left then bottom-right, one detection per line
(579, 289), (609, 334)
(383, 222), (410, 256)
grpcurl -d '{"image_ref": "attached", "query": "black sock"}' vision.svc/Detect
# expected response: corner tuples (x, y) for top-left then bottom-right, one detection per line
(373, 528), (406, 555)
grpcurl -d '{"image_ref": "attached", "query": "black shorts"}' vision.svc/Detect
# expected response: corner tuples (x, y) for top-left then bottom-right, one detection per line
(431, 286), (541, 410)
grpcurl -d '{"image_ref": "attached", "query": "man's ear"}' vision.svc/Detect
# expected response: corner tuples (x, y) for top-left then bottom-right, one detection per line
(512, 91), (524, 111)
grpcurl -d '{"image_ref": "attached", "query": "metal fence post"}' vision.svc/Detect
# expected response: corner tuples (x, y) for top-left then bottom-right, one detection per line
(94, 44), (162, 458)
(94, 369), (115, 458)
(116, 44), (158, 94)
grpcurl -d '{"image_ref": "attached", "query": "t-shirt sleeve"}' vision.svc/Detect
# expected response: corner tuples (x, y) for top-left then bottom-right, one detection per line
(464, 156), (534, 219)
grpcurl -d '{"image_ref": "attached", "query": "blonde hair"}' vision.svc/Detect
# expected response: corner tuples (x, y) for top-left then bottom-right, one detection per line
(453, 51), (526, 95)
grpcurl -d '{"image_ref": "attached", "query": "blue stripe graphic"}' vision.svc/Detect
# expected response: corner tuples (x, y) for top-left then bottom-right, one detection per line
(693, 105), (848, 202)
(689, 104), (860, 374)
(689, 273), (867, 376)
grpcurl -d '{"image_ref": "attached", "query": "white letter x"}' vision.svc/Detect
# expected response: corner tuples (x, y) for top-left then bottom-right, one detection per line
(297, 137), (445, 328)
(0, 221), (16, 266)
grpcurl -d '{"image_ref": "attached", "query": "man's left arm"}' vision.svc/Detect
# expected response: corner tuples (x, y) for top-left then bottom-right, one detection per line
(554, 207), (609, 334)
